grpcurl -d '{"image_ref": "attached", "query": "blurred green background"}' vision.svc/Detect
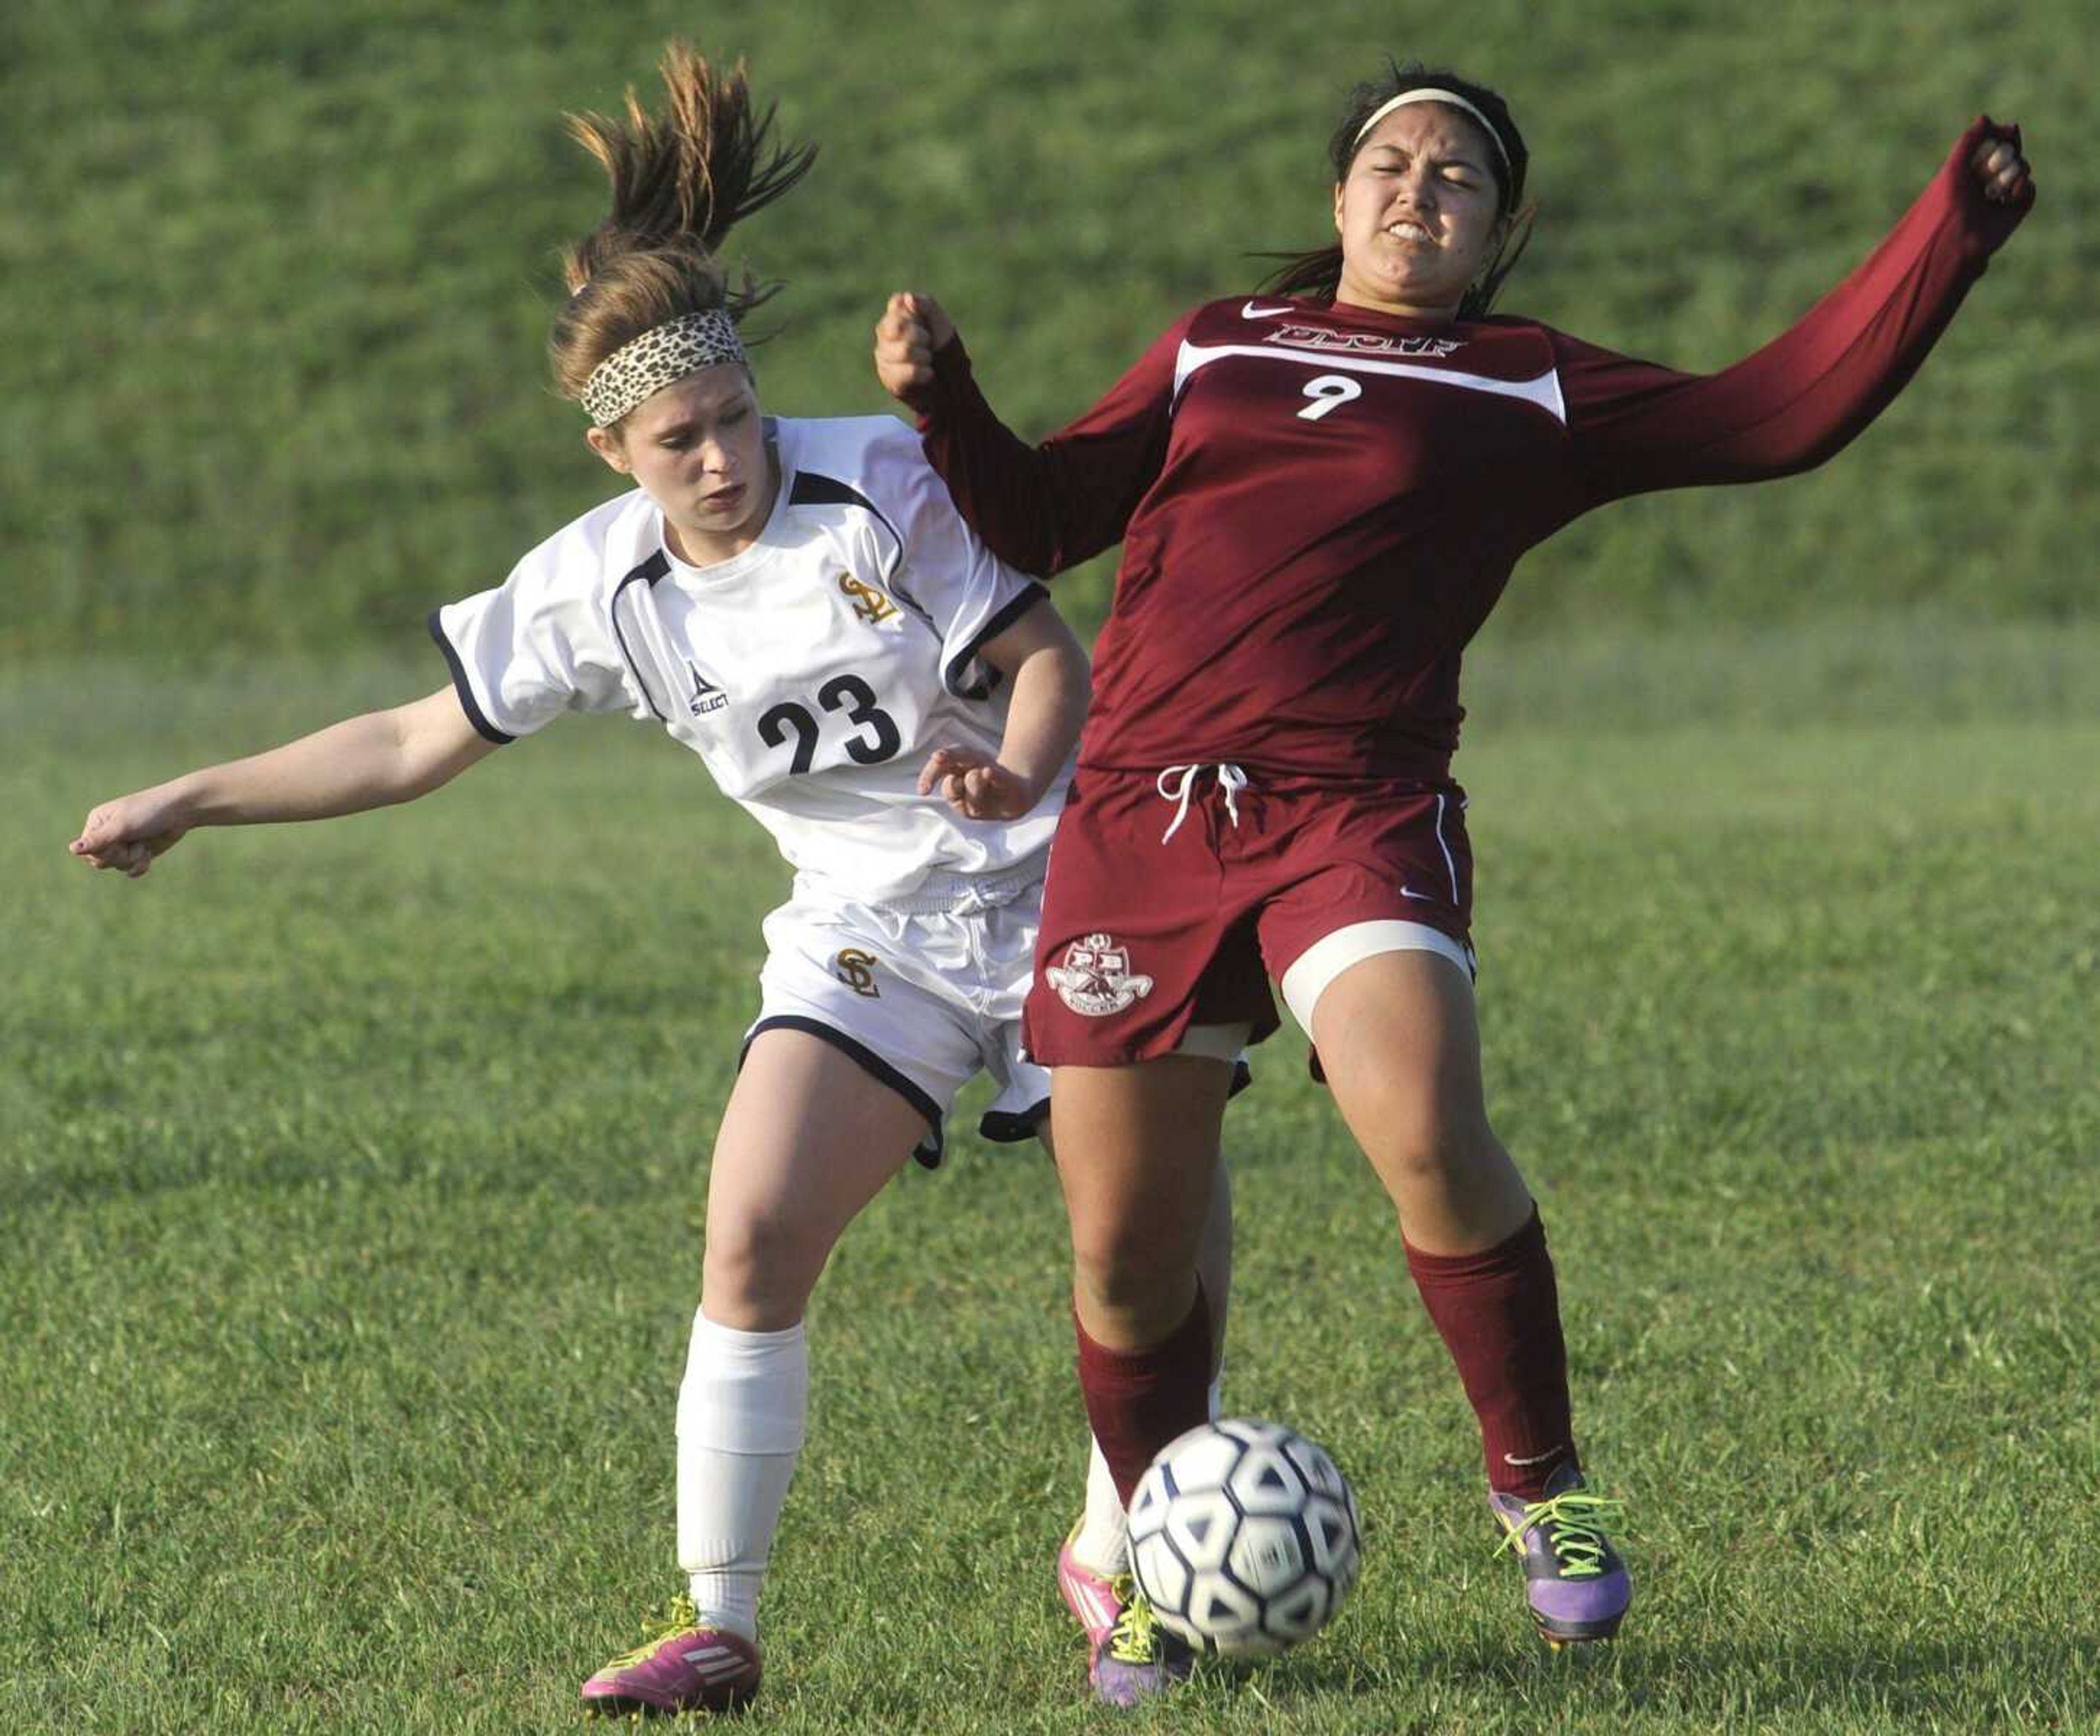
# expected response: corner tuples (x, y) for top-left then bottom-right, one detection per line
(4, 0), (2092, 660)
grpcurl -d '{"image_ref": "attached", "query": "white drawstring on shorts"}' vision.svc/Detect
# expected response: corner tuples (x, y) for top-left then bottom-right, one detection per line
(1156, 764), (1250, 844)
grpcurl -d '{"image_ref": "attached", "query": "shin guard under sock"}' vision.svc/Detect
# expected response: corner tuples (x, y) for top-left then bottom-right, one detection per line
(1405, 1209), (1578, 1500)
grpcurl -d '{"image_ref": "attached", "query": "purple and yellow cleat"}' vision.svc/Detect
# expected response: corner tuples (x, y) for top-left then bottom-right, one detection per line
(1087, 1585), (1195, 1707)
(580, 1596), (762, 1717)
(1057, 1521), (1129, 1647)
(1489, 1465), (1632, 1647)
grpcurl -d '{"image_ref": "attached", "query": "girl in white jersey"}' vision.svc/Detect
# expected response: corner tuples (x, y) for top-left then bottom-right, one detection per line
(69, 46), (1232, 1719)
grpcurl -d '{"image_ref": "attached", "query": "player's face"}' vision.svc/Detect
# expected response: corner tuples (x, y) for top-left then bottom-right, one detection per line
(588, 365), (777, 565)
(1332, 104), (1507, 322)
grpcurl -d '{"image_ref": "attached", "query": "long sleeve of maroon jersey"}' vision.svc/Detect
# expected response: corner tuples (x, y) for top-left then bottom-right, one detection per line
(913, 313), (1193, 576)
(1552, 118), (2033, 512)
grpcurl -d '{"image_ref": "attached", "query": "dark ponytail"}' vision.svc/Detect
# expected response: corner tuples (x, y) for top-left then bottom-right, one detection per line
(549, 45), (818, 408)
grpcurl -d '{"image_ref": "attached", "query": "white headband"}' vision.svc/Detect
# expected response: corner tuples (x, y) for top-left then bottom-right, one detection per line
(580, 308), (747, 427)
(1353, 87), (1510, 177)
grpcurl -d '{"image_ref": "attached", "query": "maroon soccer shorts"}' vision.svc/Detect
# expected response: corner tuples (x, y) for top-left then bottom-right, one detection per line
(1023, 765), (1475, 1068)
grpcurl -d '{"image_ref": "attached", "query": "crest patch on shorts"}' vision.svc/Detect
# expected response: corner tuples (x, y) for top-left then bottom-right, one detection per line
(1045, 932), (1155, 1017)
(833, 948), (882, 997)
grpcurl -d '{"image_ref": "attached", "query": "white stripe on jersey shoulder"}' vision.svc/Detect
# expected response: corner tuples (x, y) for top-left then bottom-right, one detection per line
(1172, 339), (1567, 424)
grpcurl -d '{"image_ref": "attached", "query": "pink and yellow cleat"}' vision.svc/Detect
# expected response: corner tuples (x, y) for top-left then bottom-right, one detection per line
(580, 1596), (762, 1717)
(1056, 1521), (1129, 1647)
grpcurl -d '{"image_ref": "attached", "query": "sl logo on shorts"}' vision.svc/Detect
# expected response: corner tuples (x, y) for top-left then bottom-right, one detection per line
(1046, 932), (1155, 1017)
(833, 948), (881, 997)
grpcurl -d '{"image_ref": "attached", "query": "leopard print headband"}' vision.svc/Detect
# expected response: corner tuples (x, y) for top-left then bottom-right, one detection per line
(580, 309), (747, 426)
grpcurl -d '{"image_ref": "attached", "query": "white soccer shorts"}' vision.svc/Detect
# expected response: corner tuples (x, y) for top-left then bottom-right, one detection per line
(743, 865), (1049, 1167)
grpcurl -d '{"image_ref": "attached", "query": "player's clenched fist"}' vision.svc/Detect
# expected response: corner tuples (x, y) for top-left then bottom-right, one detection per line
(1970, 128), (2033, 206)
(70, 788), (191, 878)
(917, 745), (1039, 822)
(873, 292), (956, 412)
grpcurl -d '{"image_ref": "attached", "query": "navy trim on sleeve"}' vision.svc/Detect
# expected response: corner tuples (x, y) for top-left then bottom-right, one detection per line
(608, 551), (672, 723)
(740, 1015), (946, 1169)
(942, 581), (1049, 701)
(426, 609), (514, 745)
(789, 469), (913, 599)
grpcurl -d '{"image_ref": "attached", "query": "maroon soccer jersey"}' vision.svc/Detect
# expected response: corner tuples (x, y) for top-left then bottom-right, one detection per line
(913, 121), (2031, 783)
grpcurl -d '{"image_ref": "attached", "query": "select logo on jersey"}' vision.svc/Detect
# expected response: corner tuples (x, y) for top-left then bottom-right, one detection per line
(833, 948), (882, 997)
(1046, 933), (1155, 1017)
(684, 660), (728, 716)
(838, 572), (900, 626)
(1268, 323), (1464, 359)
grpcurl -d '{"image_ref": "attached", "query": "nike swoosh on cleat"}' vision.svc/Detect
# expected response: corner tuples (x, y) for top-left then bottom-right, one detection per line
(1241, 301), (1294, 319)
(1399, 885), (1435, 901)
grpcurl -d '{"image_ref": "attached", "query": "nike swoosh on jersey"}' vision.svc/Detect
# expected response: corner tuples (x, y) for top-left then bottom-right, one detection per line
(1241, 301), (1295, 319)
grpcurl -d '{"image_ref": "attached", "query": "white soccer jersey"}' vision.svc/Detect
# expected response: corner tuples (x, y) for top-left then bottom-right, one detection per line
(430, 416), (1066, 904)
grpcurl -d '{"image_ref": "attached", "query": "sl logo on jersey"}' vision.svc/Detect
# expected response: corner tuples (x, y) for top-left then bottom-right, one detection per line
(1046, 933), (1155, 1017)
(833, 948), (882, 997)
(838, 572), (900, 625)
(684, 660), (728, 716)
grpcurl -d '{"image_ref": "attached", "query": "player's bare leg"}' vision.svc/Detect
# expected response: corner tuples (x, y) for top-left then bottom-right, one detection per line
(582, 1032), (925, 1716)
(1312, 949), (1629, 1646)
(699, 1029), (926, 1329)
(1054, 1055), (1230, 1350)
(1311, 948), (1529, 1255)
(1049, 1056), (1233, 1702)
(1043, 1118), (1232, 1645)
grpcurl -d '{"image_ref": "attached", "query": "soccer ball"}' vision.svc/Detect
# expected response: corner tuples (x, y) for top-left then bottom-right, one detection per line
(1128, 1417), (1362, 1657)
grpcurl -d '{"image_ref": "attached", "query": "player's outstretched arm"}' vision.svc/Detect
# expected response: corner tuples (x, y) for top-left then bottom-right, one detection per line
(918, 599), (1089, 823)
(1556, 118), (2034, 506)
(69, 685), (499, 879)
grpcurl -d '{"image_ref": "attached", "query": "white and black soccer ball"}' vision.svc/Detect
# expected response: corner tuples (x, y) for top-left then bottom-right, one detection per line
(1128, 1417), (1362, 1657)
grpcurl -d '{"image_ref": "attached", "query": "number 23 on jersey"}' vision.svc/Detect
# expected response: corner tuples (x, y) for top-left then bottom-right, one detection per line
(757, 673), (902, 774)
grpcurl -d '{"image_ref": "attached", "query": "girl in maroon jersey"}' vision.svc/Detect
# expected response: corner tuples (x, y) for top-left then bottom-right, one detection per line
(873, 63), (2033, 1700)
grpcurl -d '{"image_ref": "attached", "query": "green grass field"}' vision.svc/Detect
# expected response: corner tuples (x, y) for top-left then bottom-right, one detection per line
(7, 628), (2096, 1734)
(7, 0), (2097, 1728)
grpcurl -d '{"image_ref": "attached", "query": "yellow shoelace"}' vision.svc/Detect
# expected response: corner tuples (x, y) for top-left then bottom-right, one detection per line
(1104, 1578), (1163, 1664)
(602, 1593), (702, 1669)
(1498, 1491), (1624, 1580)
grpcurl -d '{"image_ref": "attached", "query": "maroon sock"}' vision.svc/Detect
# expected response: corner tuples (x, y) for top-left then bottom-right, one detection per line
(1075, 1285), (1213, 1507)
(1405, 1208), (1579, 1500)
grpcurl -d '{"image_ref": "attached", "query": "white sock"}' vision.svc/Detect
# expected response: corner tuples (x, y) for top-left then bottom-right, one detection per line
(1070, 1371), (1227, 1575)
(676, 1310), (808, 1644)
(1073, 1436), (1129, 1575)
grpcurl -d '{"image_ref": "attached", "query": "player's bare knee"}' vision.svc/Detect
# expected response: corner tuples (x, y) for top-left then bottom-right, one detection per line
(1372, 1110), (1503, 1208)
(1072, 1231), (1192, 1325)
(703, 1201), (827, 1321)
